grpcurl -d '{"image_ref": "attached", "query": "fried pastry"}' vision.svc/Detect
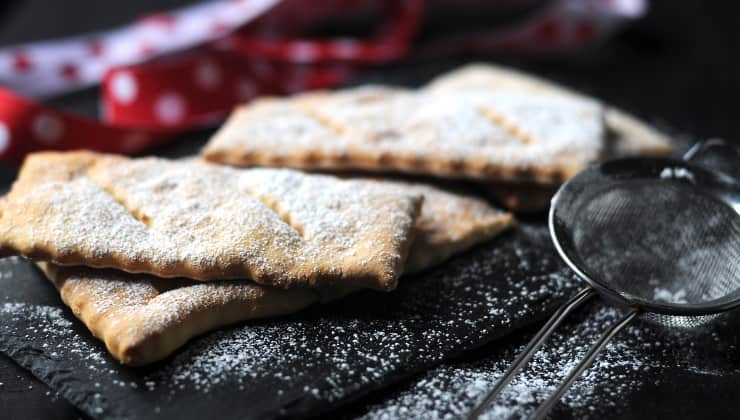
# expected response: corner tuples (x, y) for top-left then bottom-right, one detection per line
(40, 262), (322, 365)
(374, 180), (514, 272)
(202, 85), (605, 184)
(424, 63), (674, 211)
(424, 63), (673, 158)
(39, 178), (513, 365)
(0, 151), (421, 291)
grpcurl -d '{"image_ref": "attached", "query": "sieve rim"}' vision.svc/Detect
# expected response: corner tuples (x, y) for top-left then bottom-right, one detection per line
(548, 157), (740, 317)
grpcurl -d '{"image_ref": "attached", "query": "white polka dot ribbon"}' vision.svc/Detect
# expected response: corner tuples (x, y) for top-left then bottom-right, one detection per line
(0, 0), (642, 162)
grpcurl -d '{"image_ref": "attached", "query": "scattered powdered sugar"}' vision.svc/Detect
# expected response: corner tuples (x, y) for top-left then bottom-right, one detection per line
(1, 302), (73, 329)
(357, 303), (740, 420)
(0, 226), (582, 419)
(143, 231), (578, 402)
(1, 154), (420, 289)
(354, 178), (514, 272)
(146, 319), (433, 397)
(205, 86), (605, 182)
(35, 174), (513, 365)
(1, 225), (737, 420)
(653, 287), (688, 304)
(659, 166), (696, 183)
(0, 302), (116, 417)
(357, 305), (647, 419)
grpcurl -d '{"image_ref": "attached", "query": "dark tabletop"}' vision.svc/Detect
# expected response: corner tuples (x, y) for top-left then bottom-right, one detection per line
(1, 1), (739, 419)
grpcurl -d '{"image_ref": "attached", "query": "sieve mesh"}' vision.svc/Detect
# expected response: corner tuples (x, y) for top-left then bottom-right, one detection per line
(572, 180), (740, 306)
(550, 158), (740, 326)
(641, 312), (721, 329)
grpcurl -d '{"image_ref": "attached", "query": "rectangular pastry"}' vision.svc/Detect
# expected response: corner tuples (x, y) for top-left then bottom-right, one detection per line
(39, 178), (513, 365)
(0, 152), (422, 291)
(202, 85), (606, 184)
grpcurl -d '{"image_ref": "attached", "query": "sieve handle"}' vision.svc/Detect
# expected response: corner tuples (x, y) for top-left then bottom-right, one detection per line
(683, 139), (740, 162)
(529, 309), (640, 420)
(467, 286), (596, 420)
(683, 138), (730, 161)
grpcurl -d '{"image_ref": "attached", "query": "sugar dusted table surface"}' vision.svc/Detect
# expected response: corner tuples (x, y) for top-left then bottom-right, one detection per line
(0, 225), (582, 419)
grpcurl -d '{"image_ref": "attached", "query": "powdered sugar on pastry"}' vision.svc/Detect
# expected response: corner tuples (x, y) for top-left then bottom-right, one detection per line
(425, 63), (673, 158)
(34, 177), (513, 365)
(203, 85), (605, 183)
(40, 262), (320, 365)
(356, 179), (515, 272)
(0, 152), (421, 290)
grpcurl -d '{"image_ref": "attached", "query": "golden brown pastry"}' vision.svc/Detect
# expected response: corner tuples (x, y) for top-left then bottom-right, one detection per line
(38, 178), (513, 365)
(425, 63), (674, 212)
(202, 85), (606, 184)
(424, 63), (673, 159)
(0, 151), (422, 291)
(378, 180), (514, 271)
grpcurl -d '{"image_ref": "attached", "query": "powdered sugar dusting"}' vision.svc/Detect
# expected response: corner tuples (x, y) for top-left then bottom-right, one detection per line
(0, 225), (581, 419)
(358, 303), (740, 420)
(653, 287), (689, 304)
(1, 226), (737, 420)
(0, 153), (420, 289)
(2, 302), (73, 329)
(358, 306), (647, 419)
(42, 263), (320, 365)
(204, 86), (605, 182)
(0, 302), (117, 417)
(34, 175), (513, 365)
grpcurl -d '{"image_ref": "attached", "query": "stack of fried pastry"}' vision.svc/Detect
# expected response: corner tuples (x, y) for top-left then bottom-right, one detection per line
(0, 152), (513, 364)
(0, 64), (671, 366)
(204, 63), (672, 210)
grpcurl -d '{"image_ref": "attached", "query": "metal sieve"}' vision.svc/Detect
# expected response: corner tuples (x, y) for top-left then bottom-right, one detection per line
(470, 139), (740, 419)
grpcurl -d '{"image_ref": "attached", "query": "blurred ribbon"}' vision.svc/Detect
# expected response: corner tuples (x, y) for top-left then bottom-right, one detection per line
(0, 0), (644, 163)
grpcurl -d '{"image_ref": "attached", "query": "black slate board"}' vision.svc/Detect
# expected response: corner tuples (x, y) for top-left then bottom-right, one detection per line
(348, 302), (740, 419)
(0, 224), (581, 419)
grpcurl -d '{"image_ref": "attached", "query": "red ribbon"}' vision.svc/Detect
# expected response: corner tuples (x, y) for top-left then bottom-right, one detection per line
(0, 0), (641, 163)
(0, 0), (422, 162)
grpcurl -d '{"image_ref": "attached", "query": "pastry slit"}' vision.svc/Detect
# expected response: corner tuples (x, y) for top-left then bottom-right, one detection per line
(95, 181), (154, 228)
(298, 104), (348, 135)
(244, 191), (307, 239)
(478, 105), (534, 145)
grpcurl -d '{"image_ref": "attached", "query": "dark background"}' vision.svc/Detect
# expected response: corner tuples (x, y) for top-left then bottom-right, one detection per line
(1, 1), (739, 419)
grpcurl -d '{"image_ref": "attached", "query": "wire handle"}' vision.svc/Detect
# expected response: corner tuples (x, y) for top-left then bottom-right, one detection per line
(684, 138), (723, 161)
(682, 138), (740, 181)
(467, 287), (596, 419)
(529, 309), (639, 420)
